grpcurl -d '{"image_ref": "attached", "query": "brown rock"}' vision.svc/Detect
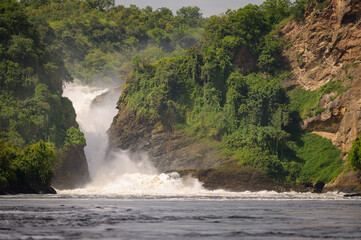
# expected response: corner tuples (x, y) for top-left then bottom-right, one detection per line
(283, 0), (361, 152)
(175, 165), (288, 192)
(108, 104), (226, 172)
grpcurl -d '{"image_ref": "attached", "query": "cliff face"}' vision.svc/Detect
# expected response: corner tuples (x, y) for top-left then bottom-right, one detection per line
(283, 0), (361, 91)
(108, 105), (226, 172)
(108, 105), (285, 191)
(282, 0), (361, 152)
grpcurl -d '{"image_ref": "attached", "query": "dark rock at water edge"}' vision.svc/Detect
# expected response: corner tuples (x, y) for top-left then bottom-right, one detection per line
(313, 181), (325, 193)
(0, 183), (56, 195)
(344, 192), (361, 197)
(175, 166), (286, 192)
(175, 166), (328, 193)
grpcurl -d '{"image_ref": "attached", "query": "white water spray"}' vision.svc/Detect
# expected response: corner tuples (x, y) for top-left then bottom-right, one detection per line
(62, 83), (117, 176)
(61, 82), (207, 195)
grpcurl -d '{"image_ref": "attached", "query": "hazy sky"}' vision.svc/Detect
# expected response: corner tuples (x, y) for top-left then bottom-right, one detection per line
(115, 0), (265, 17)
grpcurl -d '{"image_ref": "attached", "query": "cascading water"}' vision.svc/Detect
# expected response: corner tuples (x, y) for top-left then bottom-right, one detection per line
(60, 82), (345, 199)
(62, 83), (115, 177)
(61, 82), (207, 195)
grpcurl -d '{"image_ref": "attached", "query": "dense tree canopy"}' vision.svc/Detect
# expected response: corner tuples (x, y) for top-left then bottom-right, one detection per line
(0, 0), (84, 192)
(23, 0), (206, 84)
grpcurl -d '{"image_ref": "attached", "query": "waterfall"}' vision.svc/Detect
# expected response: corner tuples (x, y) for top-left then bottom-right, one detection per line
(61, 82), (207, 195)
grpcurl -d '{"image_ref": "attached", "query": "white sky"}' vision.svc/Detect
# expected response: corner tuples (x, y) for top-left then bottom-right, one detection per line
(115, 0), (265, 17)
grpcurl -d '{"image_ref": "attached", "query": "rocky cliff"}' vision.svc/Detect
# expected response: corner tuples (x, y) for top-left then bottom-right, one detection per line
(282, 0), (361, 152)
(108, 105), (226, 172)
(108, 0), (361, 191)
(282, 0), (361, 190)
(108, 104), (283, 191)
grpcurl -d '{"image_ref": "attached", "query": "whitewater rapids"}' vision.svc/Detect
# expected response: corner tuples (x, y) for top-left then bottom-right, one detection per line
(62, 82), (212, 196)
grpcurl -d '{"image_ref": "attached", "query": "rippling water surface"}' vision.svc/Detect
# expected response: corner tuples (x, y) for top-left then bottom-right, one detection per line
(1, 193), (361, 239)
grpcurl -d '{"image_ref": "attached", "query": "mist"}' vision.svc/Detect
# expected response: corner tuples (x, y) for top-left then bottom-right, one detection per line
(62, 82), (209, 195)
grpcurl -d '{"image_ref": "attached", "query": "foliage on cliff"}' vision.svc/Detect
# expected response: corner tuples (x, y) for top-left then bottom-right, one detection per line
(24, 0), (205, 84)
(0, 140), (55, 192)
(22, 0), (319, 85)
(0, 0), (86, 192)
(119, 0), (343, 185)
(348, 135), (361, 171)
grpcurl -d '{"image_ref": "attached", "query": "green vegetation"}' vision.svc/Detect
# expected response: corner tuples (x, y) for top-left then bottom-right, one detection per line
(0, 0), (85, 192)
(64, 127), (86, 147)
(290, 0), (325, 21)
(0, 140), (55, 192)
(288, 76), (350, 118)
(24, 0), (206, 85)
(347, 135), (361, 171)
(120, 0), (344, 185)
(287, 133), (343, 183)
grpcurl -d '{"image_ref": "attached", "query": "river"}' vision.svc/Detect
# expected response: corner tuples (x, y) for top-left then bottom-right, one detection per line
(1, 83), (360, 239)
(1, 193), (361, 239)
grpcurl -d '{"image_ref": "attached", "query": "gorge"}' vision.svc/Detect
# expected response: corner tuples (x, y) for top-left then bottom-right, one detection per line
(1, 0), (361, 194)
(2, 1), (361, 239)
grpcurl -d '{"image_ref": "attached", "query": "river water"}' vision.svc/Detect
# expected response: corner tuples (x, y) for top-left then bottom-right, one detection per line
(2, 84), (360, 239)
(1, 193), (361, 239)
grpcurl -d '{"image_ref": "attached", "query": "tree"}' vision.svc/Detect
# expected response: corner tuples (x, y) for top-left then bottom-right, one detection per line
(260, 0), (291, 25)
(0, 139), (18, 189)
(20, 0), (50, 9)
(64, 127), (86, 147)
(176, 6), (202, 19)
(18, 141), (55, 185)
(86, 0), (115, 11)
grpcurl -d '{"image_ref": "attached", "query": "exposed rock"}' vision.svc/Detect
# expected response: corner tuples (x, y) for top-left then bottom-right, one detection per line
(344, 192), (361, 197)
(325, 169), (361, 192)
(298, 66), (361, 152)
(283, 0), (361, 152)
(175, 165), (287, 192)
(313, 180), (325, 193)
(0, 184), (56, 195)
(108, 105), (226, 172)
(283, 0), (361, 90)
(108, 105), (157, 151)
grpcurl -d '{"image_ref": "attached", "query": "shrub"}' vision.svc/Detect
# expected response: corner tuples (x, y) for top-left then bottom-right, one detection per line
(64, 127), (86, 147)
(287, 133), (343, 183)
(17, 141), (55, 185)
(347, 135), (361, 170)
